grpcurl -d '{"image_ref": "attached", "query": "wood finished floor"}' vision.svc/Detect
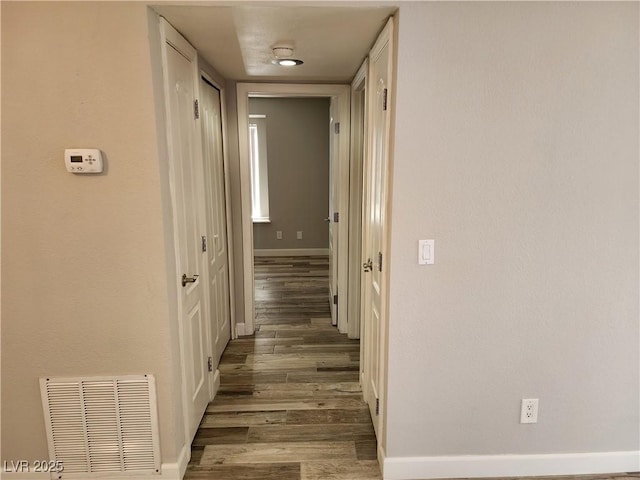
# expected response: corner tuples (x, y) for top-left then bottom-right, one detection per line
(185, 256), (379, 480)
(185, 256), (640, 480)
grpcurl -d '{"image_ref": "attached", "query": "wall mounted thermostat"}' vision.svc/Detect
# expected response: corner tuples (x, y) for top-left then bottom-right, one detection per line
(65, 149), (103, 173)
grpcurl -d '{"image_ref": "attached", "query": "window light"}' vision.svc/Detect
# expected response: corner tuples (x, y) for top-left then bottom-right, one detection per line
(249, 115), (270, 222)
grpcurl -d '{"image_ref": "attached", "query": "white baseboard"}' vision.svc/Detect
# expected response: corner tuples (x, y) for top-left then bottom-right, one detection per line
(378, 444), (387, 476)
(235, 322), (246, 336)
(253, 248), (329, 257)
(160, 442), (189, 480)
(382, 450), (640, 479)
(212, 369), (221, 398)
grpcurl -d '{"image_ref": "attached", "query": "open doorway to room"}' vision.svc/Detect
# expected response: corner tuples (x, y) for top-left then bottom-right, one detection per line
(235, 83), (351, 337)
(248, 96), (333, 335)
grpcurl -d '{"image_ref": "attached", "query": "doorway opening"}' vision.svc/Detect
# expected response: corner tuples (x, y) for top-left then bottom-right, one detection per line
(236, 84), (351, 337)
(248, 96), (332, 331)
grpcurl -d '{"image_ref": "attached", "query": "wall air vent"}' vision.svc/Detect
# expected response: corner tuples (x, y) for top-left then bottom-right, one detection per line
(40, 375), (161, 478)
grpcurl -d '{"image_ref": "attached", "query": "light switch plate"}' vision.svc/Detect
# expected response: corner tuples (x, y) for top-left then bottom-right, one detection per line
(419, 239), (434, 265)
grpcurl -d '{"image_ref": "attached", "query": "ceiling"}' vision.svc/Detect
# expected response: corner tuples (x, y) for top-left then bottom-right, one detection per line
(152, 4), (397, 83)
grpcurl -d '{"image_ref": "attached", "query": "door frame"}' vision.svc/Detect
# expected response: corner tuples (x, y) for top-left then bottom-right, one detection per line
(348, 59), (369, 340)
(364, 17), (394, 463)
(198, 65), (237, 347)
(236, 83), (351, 335)
(159, 18), (211, 445)
(197, 67), (236, 401)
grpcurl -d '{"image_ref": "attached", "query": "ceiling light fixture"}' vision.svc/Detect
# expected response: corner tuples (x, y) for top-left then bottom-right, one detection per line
(274, 58), (304, 66)
(271, 45), (304, 67)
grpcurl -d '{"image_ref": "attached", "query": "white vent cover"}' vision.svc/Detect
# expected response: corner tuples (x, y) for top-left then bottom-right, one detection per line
(40, 375), (161, 479)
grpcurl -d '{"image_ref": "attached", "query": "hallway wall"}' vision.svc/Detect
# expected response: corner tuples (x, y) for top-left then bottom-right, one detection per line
(221, 80), (247, 338)
(386, 0), (639, 470)
(1, 2), (182, 466)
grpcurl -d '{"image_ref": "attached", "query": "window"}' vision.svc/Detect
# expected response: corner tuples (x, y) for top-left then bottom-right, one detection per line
(249, 115), (270, 222)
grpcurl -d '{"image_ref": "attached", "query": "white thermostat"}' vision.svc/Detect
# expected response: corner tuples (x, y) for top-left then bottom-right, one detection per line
(65, 149), (103, 173)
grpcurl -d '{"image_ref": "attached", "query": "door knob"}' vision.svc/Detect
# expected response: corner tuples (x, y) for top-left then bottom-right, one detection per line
(363, 258), (373, 273)
(324, 217), (331, 222)
(181, 274), (199, 287)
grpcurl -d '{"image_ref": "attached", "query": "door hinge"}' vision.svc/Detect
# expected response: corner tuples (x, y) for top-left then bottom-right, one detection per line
(333, 212), (339, 223)
(194, 99), (200, 119)
(375, 398), (380, 416)
(333, 294), (338, 305)
(201, 236), (207, 252)
(383, 88), (388, 111)
(334, 122), (340, 134)
(207, 356), (213, 372)
(378, 251), (383, 272)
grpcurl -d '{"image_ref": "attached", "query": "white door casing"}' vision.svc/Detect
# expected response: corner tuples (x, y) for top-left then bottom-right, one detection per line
(348, 59), (369, 340)
(328, 101), (339, 326)
(236, 84), (350, 336)
(200, 77), (232, 368)
(160, 18), (211, 444)
(361, 18), (394, 442)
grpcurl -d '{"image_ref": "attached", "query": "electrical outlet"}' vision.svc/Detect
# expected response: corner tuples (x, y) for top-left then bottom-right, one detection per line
(276, 231), (283, 240)
(520, 398), (539, 424)
(297, 231), (303, 240)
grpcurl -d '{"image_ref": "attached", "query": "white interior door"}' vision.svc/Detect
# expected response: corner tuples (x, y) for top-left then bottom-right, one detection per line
(200, 77), (231, 365)
(362, 19), (393, 436)
(328, 101), (339, 325)
(161, 19), (210, 443)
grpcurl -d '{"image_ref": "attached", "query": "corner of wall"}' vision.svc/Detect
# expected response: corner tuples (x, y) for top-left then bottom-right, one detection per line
(145, 5), (185, 462)
(222, 80), (247, 333)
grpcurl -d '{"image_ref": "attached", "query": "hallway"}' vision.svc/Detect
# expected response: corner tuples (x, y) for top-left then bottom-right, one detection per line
(184, 256), (381, 480)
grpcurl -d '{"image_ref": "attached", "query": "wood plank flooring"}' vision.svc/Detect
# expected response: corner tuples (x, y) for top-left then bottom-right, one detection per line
(185, 256), (379, 480)
(185, 256), (640, 480)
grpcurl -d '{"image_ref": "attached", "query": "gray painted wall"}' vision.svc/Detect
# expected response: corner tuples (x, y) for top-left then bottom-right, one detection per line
(386, 1), (639, 457)
(249, 97), (330, 250)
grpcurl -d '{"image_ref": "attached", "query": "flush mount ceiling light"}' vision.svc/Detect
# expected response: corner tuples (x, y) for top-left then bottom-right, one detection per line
(271, 46), (304, 67)
(274, 58), (304, 66)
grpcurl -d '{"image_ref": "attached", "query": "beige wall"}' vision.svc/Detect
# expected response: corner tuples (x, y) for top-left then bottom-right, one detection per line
(387, 1), (639, 457)
(250, 97), (330, 250)
(1, 1), (181, 464)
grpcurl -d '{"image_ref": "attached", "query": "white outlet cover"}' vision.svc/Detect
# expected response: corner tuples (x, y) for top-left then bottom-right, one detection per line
(520, 398), (539, 424)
